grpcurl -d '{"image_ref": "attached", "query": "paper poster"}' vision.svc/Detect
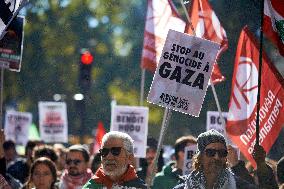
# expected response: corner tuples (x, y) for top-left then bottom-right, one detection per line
(110, 105), (148, 158)
(4, 110), (32, 145)
(183, 144), (197, 175)
(38, 101), (68, 143)
(147, 29), (220, 116)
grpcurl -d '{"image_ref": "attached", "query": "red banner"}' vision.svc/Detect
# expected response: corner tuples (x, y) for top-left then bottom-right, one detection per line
(185, 0), (228, 84)
(140, 0), (185, 72)
(226, 26), (284, 168)
(263, 0), (284, 56)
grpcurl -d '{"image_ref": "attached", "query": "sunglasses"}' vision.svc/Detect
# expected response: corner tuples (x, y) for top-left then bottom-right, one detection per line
(65, 159), (83, 166)
(99, 147), (123, 157)
(204, 149), (228, 158)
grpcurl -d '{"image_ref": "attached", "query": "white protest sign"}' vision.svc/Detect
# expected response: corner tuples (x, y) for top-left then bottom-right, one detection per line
(206, 111), (236, 148)
(110, 105), (148, 158)
(147, 29), (220, 116)
(183, 144), (197, 175)
(4, 110), (32, 145)
(38, 101), (68, 143)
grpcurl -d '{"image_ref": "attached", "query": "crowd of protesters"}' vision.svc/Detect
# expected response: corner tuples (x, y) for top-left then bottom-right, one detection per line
(0, 129), (284, 189)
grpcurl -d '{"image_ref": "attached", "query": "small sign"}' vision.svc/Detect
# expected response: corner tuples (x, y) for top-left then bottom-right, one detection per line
(0, 16), (24, 71)
(110, 105), (149, 158)
(147, 29), (220, 116)
(38, 102), (68, 143)
(4, 110), (32, 146)
(183, 145), (197, 175)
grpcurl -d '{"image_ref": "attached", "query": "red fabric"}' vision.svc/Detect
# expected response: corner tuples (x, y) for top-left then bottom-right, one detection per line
(93, 121), (106, 154)
(93, 165), (138, 189)
(226, 26), (284, 168)
(185, 0), (228, 84)
(140, 0), (186, 72)
(263, 0), (284, 56)
(61, 168), (93, 189)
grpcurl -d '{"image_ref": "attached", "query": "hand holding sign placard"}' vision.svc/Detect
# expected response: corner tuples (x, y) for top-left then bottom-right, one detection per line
(147, 29), (220, 116)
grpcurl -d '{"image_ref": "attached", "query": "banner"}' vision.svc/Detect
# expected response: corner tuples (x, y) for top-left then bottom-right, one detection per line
(140, 0), (186, 72)
(147, 29), (220, 116)
(110, 105), (149, 158)
(263, 0), (284, 56)
(182, 145), (197, 175)
(226, 26), (284, 167)
(0, 16), (24, 71)
(0, 0), (28, 40)
(185, 0), (228, 84)
(38, 101), (68, 143)
(4, 110), (32, 145)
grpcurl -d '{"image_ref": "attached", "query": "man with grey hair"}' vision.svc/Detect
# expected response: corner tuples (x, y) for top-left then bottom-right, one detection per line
(83, 131), (146, 188)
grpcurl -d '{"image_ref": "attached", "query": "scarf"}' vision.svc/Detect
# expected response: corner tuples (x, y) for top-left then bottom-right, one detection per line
(185, 168), (237, 189)
(93, 165), (138, 189)
(61, 168), (93, 189)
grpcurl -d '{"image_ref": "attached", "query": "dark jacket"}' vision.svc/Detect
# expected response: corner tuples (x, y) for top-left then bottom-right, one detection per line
(152, 161), (183, 189)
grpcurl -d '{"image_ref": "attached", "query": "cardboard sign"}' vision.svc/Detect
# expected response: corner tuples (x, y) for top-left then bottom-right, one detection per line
(38, 102), (68, 143)
(147, 29), (220, 116)
(0, 0), (28, 40)
(0, 16), (24, 71)
(4, 110), (32, 146)
(110, 105), (149, 158)
(183, 145), (197, 175)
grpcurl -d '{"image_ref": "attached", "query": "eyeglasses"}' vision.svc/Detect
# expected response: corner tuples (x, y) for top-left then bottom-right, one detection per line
(204, 149), (228, 158)
(65, 159), (83, 166)
(99, 147), (123, 157)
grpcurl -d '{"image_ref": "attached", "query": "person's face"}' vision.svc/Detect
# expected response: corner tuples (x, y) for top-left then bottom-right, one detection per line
(101, 138), (132, 177)
(201, 142), (227, 174)
(4, 148), (16, 162)
(32, 163), (54, 189)
(65, 151), (88, 176)
(146, 148), (156, 165)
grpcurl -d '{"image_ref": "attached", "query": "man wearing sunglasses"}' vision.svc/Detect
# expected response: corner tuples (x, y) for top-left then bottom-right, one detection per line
(59, 144), (93, 189)
(173, 129), (258, 189)
(83, 131), (146, 189)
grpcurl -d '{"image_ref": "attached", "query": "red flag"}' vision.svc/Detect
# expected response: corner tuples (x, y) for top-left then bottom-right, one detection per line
(93, 121), (106, 154)
(140, 0), (186, 72)
(226, 26), (284, 168)
(263, 0), (284, 56)
(185, 0), (228, 84)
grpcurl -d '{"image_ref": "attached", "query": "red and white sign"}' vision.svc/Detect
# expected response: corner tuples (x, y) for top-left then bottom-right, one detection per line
(38, 102), (68, 143)
(226, 26), (284, 167)
(185, 0), (228, 84)
(147, 29), (220, 116)
(140, 0), (186, 72)
(4, 110), (32, 146)
(263, 0), (284, 56)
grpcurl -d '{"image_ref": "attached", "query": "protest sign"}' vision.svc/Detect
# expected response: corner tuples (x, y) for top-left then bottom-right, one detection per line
(110, 105), (148, 158)
(4, 110), (32, 145)
(183, 144), (197, 175)
(206, 111), (228, 135)
(0, 16), (24, 71)
(38, 101), (68, 143)
(147, 29), (220, 116)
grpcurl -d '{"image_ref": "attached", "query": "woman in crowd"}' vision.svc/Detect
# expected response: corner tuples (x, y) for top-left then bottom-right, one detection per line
(22, 157), (58, 189)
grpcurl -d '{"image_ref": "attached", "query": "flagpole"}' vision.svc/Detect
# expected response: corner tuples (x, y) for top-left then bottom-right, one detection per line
(140, 69), (146, 106)
(0, 67), (4, 129)
(147, 108), (172, 188)
(255, 0), (265, 145)
(179, 0), (227, 130)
